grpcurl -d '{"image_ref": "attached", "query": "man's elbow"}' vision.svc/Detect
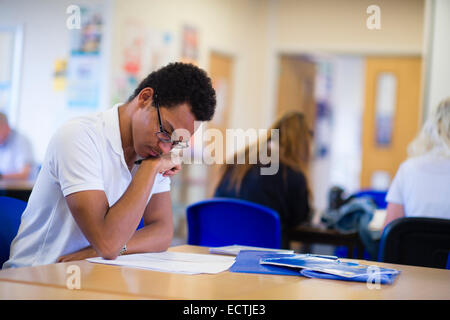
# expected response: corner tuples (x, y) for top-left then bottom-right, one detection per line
(99, 250), (119, 260)
(159, 227), (174, 251)
(94, 241), (121, 260)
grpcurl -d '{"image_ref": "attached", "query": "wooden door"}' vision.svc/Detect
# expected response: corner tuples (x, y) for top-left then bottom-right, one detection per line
(276, 55), (316, 132)
(275, 55), (316, 187)
(206, 51), (234, 196)
(361, 57), (422, 188)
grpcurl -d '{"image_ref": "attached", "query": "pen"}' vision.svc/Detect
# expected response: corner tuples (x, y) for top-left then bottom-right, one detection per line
(306, 254), (338, 260)
(134, 158), (151, 165)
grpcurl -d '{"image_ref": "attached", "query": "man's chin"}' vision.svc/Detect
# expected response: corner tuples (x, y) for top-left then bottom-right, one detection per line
(145, 146), (160, 158)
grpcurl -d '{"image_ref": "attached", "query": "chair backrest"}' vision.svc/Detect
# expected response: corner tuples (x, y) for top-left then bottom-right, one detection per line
(186, 198), (281, 249)
(378, 217), (450, 269)
(353, 190), (388, 209)
(0, 196), (27, 266)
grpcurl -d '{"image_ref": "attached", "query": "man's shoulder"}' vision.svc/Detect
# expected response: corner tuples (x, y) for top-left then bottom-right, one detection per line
(55, 113), (104, 140)
(47, 113), (107, 158)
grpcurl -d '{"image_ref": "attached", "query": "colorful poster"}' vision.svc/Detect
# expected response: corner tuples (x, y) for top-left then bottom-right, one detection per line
(375, 73), (397, 146)
(52, 59), (67, 92)
(67, 5), (103, 109)
(112, 21), (177, 104)
(181, 25), (199, 64)
(67, 53), (101, 108)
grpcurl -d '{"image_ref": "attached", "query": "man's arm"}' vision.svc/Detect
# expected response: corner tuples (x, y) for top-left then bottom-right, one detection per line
(58, 190), (173, 262)
(382, 202), (405, 231)
(118, 191), (173, 254)
(65, 156), (177, 260)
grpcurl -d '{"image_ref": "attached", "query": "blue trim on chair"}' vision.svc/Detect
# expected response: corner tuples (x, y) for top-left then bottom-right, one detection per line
(186, 197), (281, 249)
(446, 252), (450, 270)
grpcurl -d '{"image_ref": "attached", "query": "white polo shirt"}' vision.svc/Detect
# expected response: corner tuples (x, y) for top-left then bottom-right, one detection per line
(3, 104), (170, 269)
(386, 152), (450, 219)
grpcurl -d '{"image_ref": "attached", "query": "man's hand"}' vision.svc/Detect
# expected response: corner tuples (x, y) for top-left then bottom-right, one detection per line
(143, 152), (181, 177)
(57, 246), (98, 263)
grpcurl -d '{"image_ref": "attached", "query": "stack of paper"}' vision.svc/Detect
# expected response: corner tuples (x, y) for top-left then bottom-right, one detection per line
(209, 244), (294, 256)
(87, 251), (235, 275)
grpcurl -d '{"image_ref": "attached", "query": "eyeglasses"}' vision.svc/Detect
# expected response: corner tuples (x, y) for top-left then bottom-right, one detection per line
(154, 94), (189, 149)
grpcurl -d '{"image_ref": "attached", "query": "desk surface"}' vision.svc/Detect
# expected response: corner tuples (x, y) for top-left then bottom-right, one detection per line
(0, 179), (34, 191)
(0, 245), (449, 300)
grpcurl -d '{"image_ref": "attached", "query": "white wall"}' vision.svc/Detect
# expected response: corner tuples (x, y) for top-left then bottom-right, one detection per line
(310, 55), (365, 218)
(328, 56), (365, 194)
(273, 0), (424, 55)
(1, 0), (426, 164)
(0, 0), (112, 163)
(423, 0), (450, 117)
(110, 0), (270, 133)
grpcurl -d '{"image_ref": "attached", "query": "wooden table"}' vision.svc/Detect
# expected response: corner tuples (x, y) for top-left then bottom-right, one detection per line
(0, 179), (34, 202)
(0, 245), (449, 300)
(288, 224), (365, 259)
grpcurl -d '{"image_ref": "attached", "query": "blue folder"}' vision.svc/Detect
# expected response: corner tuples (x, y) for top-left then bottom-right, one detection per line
(229, 250), (400, 284)
(229, 250), (301, 276)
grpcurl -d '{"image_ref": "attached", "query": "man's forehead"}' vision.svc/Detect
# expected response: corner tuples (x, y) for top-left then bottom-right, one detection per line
(164, 103), (196, 136)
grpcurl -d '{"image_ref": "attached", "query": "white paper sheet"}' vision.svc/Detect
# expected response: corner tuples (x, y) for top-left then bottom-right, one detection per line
(86, 251), (235, 275)
(209, 245), (294, 256)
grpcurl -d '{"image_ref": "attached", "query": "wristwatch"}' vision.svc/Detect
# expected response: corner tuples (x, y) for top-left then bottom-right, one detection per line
(119, 244), (127, 256)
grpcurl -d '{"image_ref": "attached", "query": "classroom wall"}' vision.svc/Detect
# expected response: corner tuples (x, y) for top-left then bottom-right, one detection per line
(263, 0), (425, 127)
(424, 0), (450, 117)
(273, 0), (424, 54)
(110, 0), (271, 134)
(0, 0), (113, 163)
(0, 0), (426, 164)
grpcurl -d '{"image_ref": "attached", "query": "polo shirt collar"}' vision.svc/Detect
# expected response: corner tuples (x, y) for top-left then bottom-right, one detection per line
(103, 103), (125, 157)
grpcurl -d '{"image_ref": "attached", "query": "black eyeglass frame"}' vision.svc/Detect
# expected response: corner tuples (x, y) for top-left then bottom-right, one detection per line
(153, 94), (189, 149)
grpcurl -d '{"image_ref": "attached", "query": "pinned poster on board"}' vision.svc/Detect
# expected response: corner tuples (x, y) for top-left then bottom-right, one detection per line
(112, 19), (177, 104)
(52, 59), (67, 92)
(374, 72), (397, 147)
(67, 53), (101, 108)
(181, 24), (199, 65)
(66, 5), (103, 109)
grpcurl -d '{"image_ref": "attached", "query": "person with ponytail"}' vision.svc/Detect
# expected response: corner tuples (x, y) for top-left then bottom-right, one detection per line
(214, 112), (313, 248)
(383, 97), (450, 230)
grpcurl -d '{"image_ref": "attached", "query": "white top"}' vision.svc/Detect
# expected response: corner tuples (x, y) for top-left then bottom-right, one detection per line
(0, 129), (34, 175)
(3, 104), (170, 269)
(386, 153), (450, 219)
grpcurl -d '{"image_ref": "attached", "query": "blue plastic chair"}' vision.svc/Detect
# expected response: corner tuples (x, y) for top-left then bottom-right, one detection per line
(0, 196), (27, 266)
(352, 190), (388, 209)
(186, 198), (281, 249)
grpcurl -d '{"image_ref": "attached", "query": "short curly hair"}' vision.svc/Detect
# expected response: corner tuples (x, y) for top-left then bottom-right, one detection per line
(128, 62), (216, 121)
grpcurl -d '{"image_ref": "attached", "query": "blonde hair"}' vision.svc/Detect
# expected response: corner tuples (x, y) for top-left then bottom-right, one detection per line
(220, 111), (312, 193)
(408, 97), (450, 158)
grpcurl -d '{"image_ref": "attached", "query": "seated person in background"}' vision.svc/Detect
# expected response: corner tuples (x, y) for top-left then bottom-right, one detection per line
(214, 112), (312, 248)
(383, 97), (450, 230)
(0, 112), (34, 180)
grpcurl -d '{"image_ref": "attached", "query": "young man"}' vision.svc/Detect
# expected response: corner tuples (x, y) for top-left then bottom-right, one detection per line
(3, 62), (216, 268)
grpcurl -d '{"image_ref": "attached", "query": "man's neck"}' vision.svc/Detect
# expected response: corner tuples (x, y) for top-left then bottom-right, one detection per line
(118, 103), (137, 169)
